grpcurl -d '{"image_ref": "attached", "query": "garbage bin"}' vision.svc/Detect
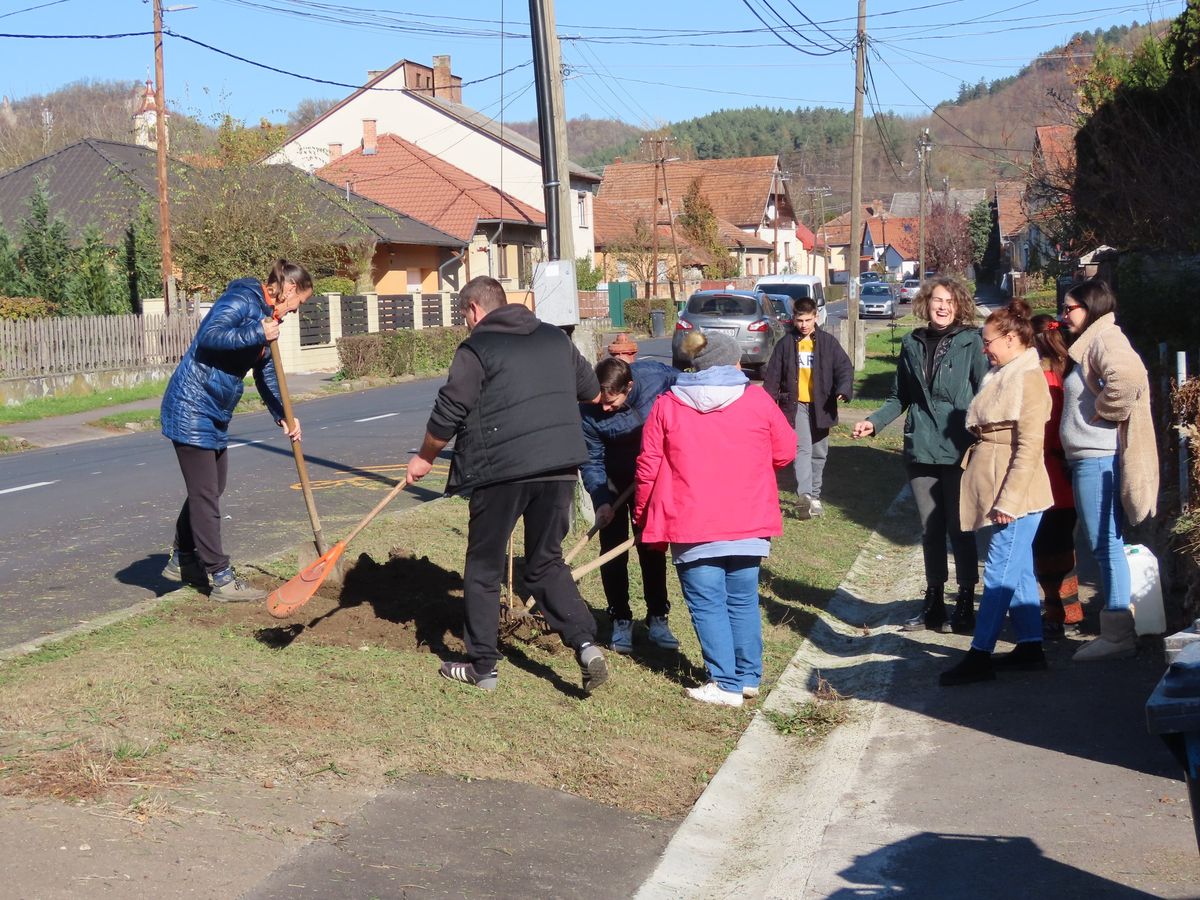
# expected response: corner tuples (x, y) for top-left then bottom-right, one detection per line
(1146, 641), (1200, 853)
(650, 308), (666, 338)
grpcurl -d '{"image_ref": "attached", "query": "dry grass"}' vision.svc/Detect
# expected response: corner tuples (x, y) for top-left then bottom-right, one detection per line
(0, 435), (905, 818)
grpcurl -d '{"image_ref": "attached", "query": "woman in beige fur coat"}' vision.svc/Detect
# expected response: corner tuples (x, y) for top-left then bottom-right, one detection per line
(941, 301), (1052, 686)
(1060, 280), (1158, 662)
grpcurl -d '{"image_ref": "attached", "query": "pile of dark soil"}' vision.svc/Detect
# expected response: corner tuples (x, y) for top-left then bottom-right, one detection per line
(174, 547), (564, 655)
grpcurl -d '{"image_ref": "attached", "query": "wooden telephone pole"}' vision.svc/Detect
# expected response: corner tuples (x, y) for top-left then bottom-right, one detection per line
(847, 0), (867, 369)
(152, 0), (174, 314)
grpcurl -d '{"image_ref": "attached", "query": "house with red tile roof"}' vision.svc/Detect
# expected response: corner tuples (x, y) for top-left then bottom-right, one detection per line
(592, 195), (773, 286)
(821, 201), (919, 279)
(269, 56), (600, 261)
(318, 132), (545, 297)
(597, 155), (821, 282)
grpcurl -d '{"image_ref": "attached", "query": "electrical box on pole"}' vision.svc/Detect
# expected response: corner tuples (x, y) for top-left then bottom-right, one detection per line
(528, 0), (579, 327)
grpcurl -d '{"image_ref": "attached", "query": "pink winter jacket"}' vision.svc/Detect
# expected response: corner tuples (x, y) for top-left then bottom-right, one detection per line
(634, 375), (796, 547)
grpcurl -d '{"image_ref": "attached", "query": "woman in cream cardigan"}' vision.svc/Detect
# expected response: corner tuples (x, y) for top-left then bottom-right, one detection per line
(941, 301), (1052, 686)
(1060, 280), (1158, 661)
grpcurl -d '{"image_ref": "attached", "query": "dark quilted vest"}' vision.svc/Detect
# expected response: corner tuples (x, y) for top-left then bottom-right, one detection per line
(447, 322), (588, 492)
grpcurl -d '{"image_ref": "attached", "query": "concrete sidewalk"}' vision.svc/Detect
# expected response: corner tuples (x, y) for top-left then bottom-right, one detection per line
(637, 488), (1200, 898)
(1, 371), (338, 449)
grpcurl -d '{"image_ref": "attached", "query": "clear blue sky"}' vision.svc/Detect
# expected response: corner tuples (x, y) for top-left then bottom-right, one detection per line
(0, 0), (1185, 130)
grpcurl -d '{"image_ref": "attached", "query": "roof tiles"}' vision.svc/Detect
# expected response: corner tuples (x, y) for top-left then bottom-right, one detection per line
(317, 134), (544, 242)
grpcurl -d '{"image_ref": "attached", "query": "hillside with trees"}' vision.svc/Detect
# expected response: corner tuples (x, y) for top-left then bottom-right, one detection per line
(513, 20), (1163, 224)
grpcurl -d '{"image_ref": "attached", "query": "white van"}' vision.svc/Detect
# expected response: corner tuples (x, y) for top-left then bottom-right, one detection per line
(753, 274), (828, 327)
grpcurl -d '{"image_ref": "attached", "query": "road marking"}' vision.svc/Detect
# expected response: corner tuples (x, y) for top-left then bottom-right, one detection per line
(0, 480), (58, 495)
(227, 439), (265, 449)
(355, 412), (399, 423)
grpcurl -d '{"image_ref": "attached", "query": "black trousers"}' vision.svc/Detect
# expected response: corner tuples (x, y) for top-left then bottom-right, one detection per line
(906, 462), (978, 589)
(462, 480), (598, 669)
(173, 442), (230, 574)
(599, 502), (669, 621)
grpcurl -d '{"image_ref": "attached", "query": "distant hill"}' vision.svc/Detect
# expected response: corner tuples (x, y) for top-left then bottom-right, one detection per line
(0, 80), (215, 175)
(506, 115), (642, 172)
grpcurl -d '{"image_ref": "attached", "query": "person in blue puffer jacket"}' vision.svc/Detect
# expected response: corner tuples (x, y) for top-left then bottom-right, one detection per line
(580, 351), (679, 653)
(160, 259), (313, 602)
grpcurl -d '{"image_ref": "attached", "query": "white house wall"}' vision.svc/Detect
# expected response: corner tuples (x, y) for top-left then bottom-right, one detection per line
(270, 69), (595, 257)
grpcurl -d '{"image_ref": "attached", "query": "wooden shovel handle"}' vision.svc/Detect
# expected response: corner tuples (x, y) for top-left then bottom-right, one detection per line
(269, 337), (327, 555)
(564, 482), (637, 565)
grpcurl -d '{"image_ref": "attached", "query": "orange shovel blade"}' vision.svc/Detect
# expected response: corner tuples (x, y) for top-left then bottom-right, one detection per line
(266, 541), (347, 619)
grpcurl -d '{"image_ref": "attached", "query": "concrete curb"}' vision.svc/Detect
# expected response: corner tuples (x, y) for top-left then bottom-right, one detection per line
(636, 485), (924, 899)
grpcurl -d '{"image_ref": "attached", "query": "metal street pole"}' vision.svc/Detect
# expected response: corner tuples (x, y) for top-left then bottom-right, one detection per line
(152, 0), (175, 315)
(660, 146), (684, 302)
(917, 128), (932, 282)
(847, 0), (867, 369)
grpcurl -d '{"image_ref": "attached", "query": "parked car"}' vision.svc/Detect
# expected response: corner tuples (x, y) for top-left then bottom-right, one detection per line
(899, 278), (921, 302)
(753, 274), (827, 327)
(673, 289), (785, 373)
(858, 283), (897, 318)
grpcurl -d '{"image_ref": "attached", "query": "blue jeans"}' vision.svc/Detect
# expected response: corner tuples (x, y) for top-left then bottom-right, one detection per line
(972, 511), (1044, 653)
(1071, 455), (1130, 611)
(675, 556), (763, 693)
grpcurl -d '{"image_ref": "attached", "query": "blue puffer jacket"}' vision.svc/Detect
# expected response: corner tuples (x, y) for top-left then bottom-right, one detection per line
(580, 359), (676, 507)
(161, 278), (286, 450)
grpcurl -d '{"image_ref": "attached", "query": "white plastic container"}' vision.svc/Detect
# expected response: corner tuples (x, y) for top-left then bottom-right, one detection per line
(1126, 544), (1166, 636)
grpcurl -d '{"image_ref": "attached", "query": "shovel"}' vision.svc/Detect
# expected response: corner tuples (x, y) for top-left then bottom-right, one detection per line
(265, 295), (328, 559)
(267, 478), (410, 618)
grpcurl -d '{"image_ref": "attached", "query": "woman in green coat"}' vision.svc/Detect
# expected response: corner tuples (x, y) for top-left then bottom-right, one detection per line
(852, 275), (989, 632)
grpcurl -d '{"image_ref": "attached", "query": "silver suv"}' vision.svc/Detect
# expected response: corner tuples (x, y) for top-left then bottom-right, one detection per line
(672, 290), (785, 373)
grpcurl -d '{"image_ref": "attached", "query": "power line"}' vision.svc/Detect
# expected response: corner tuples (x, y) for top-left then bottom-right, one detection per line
(738, 0), (845, 57)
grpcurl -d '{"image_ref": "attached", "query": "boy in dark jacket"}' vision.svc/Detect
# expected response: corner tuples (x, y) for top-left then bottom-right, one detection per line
(580, 356), (678, 652)
(763, 297), (854, 518)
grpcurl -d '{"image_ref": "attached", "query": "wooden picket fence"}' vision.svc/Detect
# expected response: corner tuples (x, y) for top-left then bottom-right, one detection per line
(0, 313), (201, 378)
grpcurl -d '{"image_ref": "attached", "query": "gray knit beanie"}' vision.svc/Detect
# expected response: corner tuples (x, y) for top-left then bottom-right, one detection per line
(691, 331), (741, 370)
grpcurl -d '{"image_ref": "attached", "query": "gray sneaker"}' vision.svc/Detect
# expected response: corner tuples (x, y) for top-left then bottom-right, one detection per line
(210, 566), (266, 603)
(162, 549), (208, 589)
(794, 493), (813, 520)
(809, 498), (824, 517)
(578, 644), (610, 694)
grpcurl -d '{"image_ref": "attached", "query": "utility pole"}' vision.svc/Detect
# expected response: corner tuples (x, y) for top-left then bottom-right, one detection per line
(847, 0), (867, 370)
(805, 185), (832, 278)
(644, 138), (661, 299)
(152, 0), (175, 314)
(659, 143), (684, 302)
(917, 128), (932, 282)
(528, 0), (579, 323)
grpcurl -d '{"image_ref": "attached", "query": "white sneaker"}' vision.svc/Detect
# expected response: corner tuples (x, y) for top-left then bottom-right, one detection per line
(743, 685), (760, 699)
(610, 619), (634, 653)
(685, 682), (744, 708)
(647, 616), (680, 649)
(809, 498), (824, 517)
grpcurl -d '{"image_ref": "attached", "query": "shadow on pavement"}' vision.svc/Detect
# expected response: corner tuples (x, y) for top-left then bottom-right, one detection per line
(828, 831), (1157, 898)
(115, 552), (177, 594)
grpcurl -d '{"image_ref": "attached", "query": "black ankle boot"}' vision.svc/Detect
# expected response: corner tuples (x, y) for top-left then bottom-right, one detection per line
(939, 648), (995, 686)
(950, 586), (976, 635)
(903, 585), (948, 633)
(993, 641), (1047, 671)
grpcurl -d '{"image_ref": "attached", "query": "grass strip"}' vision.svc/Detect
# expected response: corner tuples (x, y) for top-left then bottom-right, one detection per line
(0, 434), (905, 818)
(0, 379), (170, 425)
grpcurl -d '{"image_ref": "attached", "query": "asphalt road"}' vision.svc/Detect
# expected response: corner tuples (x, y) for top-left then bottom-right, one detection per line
(0, 337), (676, 650)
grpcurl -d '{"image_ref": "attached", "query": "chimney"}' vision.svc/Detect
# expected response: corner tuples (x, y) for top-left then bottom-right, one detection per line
(367, 69), (383, 81)
(362, 119), (377, 155)
(328, 142), (343, 161)
(433, 55), (453, 100)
